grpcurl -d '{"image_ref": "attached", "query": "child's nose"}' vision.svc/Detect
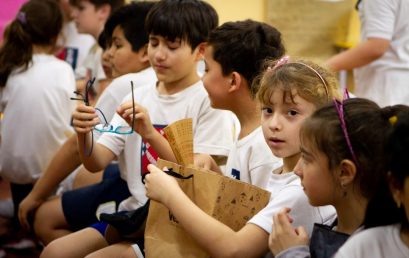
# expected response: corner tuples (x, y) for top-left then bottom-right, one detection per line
(294, 159), (303, 178)
(268, 113), (282, 131)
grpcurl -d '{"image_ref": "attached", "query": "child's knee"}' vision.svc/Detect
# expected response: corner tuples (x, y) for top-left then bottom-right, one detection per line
(34, 197), (65, 241)
(40, 239), (60, 258)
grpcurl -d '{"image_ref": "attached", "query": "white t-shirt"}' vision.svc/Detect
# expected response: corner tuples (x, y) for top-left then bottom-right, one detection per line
(57, 21), (95, 80)
(224, 126), (282, 189)
(248, 171), (337, 257)
(98, 80), (234, 211)
(354, 0), (409, 107)
(0, 54), (76, 184)
(334, 224), (409, 258)
(58, 68), (157, 193)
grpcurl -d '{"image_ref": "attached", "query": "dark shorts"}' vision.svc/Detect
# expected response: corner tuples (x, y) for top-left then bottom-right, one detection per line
(61, 164), (131, 231)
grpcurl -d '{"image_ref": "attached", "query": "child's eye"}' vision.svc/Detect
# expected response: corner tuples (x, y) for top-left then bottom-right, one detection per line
(261, 107), (273, 115)
(149, 39), (158, 47)
(287, 110), (298, 116)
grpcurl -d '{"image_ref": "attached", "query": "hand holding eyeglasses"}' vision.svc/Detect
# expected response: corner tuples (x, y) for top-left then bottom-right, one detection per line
(71, 104), (100, 134)
(116, 97), (157, 140)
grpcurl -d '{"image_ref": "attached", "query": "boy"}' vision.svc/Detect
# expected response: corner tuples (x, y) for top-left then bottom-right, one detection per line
(18, 2), (157, 245)
(69, 0), (124, 99)
(197, 19), (284, 189)
(40, 1), (234, 257)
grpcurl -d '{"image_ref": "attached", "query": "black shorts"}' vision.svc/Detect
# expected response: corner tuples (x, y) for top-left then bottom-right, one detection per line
(61, 164), (131, 230)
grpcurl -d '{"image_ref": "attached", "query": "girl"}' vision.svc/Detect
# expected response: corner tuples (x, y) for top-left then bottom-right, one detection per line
(269, 98), (407, 258)
(0, 0), (75, 238)
(144, 56), (339, 257)
(333, 109), (409, 257)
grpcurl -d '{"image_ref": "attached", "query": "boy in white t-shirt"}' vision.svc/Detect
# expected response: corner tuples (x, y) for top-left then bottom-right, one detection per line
(197, 19), (284, 189)
(19, 2), (157, 245)
(40, 1), (234, 257)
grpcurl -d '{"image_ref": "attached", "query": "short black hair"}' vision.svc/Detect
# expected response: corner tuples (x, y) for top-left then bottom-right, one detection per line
(103, 1), (155, 52)
(208, 19), (285, 97)
(145, 0), (218, 50)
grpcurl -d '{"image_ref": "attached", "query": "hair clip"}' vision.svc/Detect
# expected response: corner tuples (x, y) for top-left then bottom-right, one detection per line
(389, 115), (398, 125)
(272, 55), (290, 71)
(17, 12), (26, 24)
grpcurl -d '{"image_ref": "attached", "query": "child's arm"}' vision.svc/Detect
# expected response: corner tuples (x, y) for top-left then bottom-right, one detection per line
(72, 103), (116, 171)
(325, 38), (390, 72)
(145, 164), (269, 258)
(18, 135), (82, 231)
(117, 100), (177, 163)
(269, 208), (309, 258)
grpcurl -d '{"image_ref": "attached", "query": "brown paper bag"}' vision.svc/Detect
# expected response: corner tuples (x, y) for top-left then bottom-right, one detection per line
(145, 159), (271, 258)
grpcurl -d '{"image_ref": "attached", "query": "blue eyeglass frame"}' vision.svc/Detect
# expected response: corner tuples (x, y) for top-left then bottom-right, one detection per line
(93, 81), (135, 135)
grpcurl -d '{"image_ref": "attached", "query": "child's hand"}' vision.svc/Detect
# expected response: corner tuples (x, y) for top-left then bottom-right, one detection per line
(145, 164), (181, 205)
(117, 101), (155, 139)
(194, 154), (221, 173)
(71, 104), (99, 134)
(269, 207), (309, 255)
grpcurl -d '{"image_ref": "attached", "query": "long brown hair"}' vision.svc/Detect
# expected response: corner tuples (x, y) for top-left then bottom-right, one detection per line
(0, 0), (63, 86)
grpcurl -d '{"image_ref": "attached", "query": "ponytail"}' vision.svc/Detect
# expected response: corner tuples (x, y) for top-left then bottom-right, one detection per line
(0, 0), (63, 87)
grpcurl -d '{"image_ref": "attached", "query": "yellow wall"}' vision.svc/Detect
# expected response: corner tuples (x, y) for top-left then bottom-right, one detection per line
(205, 0), (266, 24)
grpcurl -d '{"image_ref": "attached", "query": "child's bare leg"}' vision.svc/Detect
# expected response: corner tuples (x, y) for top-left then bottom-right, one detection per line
(40, 228), (107, 258)
(119, 245), (143, 258)
(86, 242), (132, 258)
(34, 196), (70, 245)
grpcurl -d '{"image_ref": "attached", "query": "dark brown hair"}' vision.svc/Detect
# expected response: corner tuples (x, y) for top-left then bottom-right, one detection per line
(0, 0), (63, 86)
(300, 98), (407, 201)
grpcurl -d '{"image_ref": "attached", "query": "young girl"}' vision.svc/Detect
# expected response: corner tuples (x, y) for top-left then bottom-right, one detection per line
(333, 109), (409, 257)
(144, 56), (339, 257)
(0, 0), (75, 238)
(269, 98), (406, 258)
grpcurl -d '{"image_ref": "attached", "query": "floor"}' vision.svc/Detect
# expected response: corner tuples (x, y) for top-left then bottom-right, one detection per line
(0, 179), (41, 258)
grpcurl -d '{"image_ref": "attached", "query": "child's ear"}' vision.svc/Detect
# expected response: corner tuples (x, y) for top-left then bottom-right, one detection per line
(338, 159), (357, 186)
(387, 172), (403, 208)
(139, 44), (149, 64)
(194, 42), (206, 61)
(228, 72), (242, 93)
(98, 4), (111, 21)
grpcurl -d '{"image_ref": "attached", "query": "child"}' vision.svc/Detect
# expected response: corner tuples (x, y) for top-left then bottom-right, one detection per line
(18, 2), (157, 245)
(333, 109), (409, 257)
(197, 19), (284, 188)
(325, 0), (409, 107)
(56, 0), (95, 80)
(41, 1), (234, 257)
(0, 0), (75, 247)
(144, 56), (339, 257)
(269, 98), (406, 258)
(69, 0), (125, 101)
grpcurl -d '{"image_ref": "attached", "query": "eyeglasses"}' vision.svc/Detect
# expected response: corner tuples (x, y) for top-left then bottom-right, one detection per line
(94, 82), (135, 135)
(70, 78), (96, 156)
(333, 91), (359, 167)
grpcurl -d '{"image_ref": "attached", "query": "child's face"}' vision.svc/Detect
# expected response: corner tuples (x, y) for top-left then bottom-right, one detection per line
(261, 89), (316, 161)
(294, 140), (337, 207)
(148, 34), (200, 85)
(202, 46), (231, 109)
(71, 1), (101, 36)
(101, 45), (112, 79)
(109, 26), (148, 78)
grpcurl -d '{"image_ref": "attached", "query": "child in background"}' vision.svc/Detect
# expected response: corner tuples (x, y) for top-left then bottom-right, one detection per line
(197, 19), (284, 189)
(334, 109), (409, 257)
(269, 98), (406, 258)
(144, 56), (339, 257)
(325, 0), (409, 107)
(0, 0), (75, 247)
(69, 0), (124, 102)
(18, 2), (157, 245)
(57, 0), (95, 80)
(41, 1), (234, 257)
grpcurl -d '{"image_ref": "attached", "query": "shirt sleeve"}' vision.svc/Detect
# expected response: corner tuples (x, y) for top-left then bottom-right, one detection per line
(363, 0), (396, 40)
